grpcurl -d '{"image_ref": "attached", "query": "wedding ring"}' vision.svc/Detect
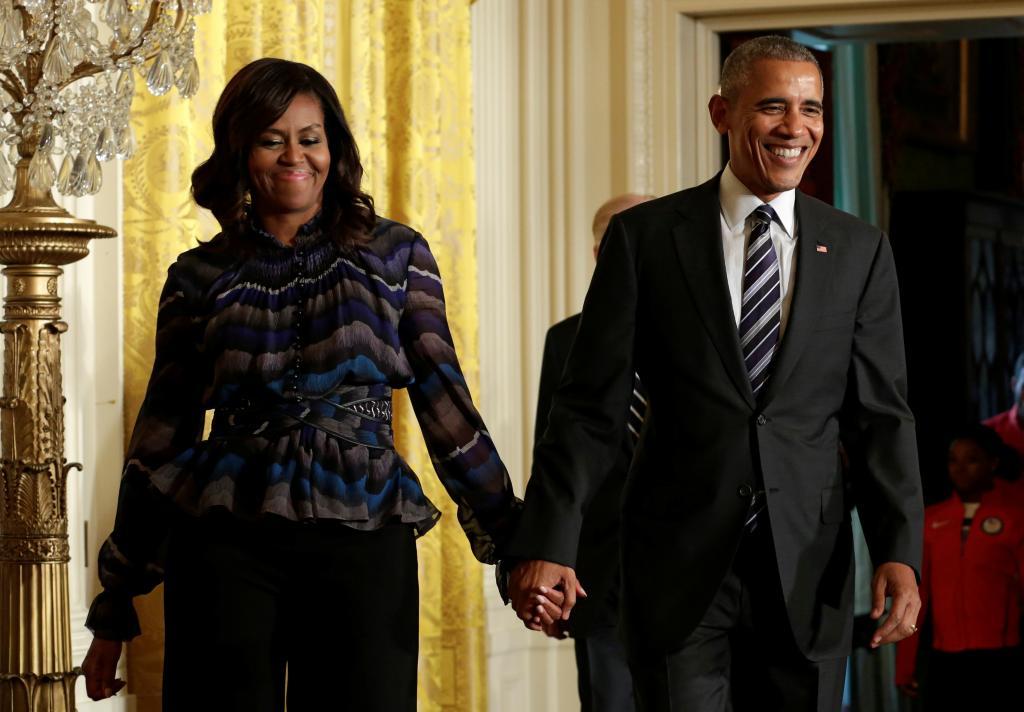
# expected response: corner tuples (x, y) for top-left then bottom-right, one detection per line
(909, 624), (918, 633)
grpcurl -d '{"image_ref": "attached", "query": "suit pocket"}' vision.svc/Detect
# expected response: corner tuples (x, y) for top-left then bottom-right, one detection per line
(820, 485), (845, 524)
(813, 309), (855, 332)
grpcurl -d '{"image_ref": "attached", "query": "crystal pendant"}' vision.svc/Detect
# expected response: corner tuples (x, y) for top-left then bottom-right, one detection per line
(56, 152), (73, 193)
(28, 150), (55, 190)
(76, 8), (99, 41)
(62, 32), (84, 66)
(8, 143), (19, 164)
(0, 7), (22, 50)
(0, 151), (13, 192)
(42, 39), (72, 84)
(145, 50), (174, 96)
(193, 0), (212, 13)
(69, 153), (87, 194)
(115, 123), (135, 159)
(177, 56), (199, 98)
(21, 0), (46, 16)
(95, 125), (116, 161)
(102, 0), (127, 29)
(117, 68), (134, 100)
(83, 151), (102, 195)
(36, 122), (53, 152)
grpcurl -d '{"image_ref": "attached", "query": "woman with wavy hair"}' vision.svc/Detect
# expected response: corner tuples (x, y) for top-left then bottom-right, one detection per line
(81, 58), (521, 712)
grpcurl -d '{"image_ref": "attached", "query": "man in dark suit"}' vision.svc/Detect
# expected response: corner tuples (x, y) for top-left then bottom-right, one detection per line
(506, 36), (924, 711)
(535, 194), (652, 712)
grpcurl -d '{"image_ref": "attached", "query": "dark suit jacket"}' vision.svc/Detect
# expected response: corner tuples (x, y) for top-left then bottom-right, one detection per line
(535, 313), (633, 636)
(508, 174), (924, 661)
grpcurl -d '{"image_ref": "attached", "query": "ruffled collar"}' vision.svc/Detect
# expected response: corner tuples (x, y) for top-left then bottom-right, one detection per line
(247, 211), (325, 249)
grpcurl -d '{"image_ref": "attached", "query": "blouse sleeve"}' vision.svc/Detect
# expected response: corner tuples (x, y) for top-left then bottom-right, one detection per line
(86, 260), (207, 640)
(399, 234), (521, 565)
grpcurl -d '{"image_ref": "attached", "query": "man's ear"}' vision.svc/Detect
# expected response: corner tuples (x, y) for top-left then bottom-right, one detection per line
(708, 94), (730, 136)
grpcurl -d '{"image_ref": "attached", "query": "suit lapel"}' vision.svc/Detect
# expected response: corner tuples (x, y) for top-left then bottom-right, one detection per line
(672, 178), (756, 409)
(759, 191), (834, 405)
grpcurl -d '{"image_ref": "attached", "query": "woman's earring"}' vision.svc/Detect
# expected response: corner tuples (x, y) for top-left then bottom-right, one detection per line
(243, 190), (252, 208)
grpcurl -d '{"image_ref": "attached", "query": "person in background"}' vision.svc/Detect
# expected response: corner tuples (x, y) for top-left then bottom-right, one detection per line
(895, 424), (1024, 710)
(534, 193), (653, 712)
(983, 353), (1024, 479)
(80, 58), (520, 712)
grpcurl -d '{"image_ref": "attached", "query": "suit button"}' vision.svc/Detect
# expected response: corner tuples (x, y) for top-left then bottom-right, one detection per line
(756, 414), (767, 426)
(738, 484), (753, 498)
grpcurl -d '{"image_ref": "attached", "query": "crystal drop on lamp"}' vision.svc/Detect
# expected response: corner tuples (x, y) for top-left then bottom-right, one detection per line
(96, 126), (117, 161)
(0, 8), (22, 50)
(0, 151), (12, 192)
(145, 50), (175, 96)
(115, 123), (135, 159)
(102, 0), (128, 29)
(68, 153), (87, 193)
(42, 39), (72, 84)
(83, 152), (102, 195)
(56, 152), (73, 193)
(37, 122), (54, 153)
(117, 69), (134, 100)
(28, 150), (55, 190)
(177, 57), (199, 98)
(62, 32), (84, 65)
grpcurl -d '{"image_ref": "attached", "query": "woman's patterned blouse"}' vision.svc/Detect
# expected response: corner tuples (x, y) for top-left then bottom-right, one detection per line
(86, 215), (521, 640)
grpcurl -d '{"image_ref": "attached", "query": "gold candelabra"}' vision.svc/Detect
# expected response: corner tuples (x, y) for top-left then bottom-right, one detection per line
(0, 2), (207, 710)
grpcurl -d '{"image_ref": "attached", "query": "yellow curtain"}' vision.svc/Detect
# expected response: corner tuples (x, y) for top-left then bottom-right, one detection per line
(121, 2), (484, 710)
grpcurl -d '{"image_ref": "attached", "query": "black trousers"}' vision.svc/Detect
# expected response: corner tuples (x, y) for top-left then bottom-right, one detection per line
(162, 513), (419, 712)
(575, 626), (637, 712)
(631, 524), (846, 712)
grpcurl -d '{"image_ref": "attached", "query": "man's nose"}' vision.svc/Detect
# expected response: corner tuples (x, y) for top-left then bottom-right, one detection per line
(780, 109), (806, 136)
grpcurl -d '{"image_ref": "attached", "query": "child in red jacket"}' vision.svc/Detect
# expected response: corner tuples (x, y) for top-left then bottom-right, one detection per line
(895, 425), (1024, 709)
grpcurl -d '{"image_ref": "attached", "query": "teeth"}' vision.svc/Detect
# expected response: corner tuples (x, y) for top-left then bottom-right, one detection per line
(768, 146), (801, 159)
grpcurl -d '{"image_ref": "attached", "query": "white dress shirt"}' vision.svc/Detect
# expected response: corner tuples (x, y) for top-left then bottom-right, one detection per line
(718, 163), (798, 335)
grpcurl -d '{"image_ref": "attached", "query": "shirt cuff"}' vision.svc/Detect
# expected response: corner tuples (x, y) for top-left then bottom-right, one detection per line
(85, 590), (141, 641)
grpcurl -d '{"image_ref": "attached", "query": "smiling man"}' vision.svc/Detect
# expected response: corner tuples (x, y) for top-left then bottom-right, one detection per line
(507, 36), (924, 711)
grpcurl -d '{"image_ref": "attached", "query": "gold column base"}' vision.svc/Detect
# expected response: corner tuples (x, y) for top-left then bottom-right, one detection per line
(0, 671), (80, 712)
(0, 169), (117, 712)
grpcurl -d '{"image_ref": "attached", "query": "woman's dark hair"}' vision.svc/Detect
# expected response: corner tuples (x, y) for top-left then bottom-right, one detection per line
(191, 58), (376, 248)
(950, 423), (1020, 481)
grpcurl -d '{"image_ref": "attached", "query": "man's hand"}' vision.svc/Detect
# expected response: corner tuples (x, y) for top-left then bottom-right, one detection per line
(869, 561), (921, 647)
(82, 637), (126, 701)
(509, 559), (586, 631)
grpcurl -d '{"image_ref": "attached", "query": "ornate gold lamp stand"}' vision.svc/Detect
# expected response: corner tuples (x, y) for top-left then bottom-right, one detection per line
(0, 139), (114, 712)
(0, 1), (207, 709)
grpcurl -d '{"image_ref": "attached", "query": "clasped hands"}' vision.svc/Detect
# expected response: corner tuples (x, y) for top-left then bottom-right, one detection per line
(509, 559), (587, 639)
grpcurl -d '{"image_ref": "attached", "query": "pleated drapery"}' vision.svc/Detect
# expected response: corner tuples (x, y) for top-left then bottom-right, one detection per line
(120, 2), (485, 710)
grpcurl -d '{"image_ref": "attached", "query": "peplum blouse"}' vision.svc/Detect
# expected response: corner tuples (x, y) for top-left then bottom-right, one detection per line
(86, 215), (521, 640)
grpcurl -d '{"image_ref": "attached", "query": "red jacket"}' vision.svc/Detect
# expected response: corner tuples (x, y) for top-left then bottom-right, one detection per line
(895, 481), (1024, 686)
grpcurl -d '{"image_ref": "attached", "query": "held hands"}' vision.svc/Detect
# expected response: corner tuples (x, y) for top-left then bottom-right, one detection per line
(509, 559), (586, 633)
(869, 561), (921, 648)
(82, 637), (126, 701)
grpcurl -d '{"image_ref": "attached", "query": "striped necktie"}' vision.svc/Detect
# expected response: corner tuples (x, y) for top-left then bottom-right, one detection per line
(739, 204), (781, 398)
(627, 373), (647, 445)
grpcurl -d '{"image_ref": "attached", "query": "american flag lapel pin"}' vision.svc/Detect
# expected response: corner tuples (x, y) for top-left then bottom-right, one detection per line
(816, 244), (828, 254)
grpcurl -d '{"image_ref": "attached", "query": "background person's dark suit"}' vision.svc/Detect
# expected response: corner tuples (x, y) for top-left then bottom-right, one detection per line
(535, 313), (636, 711)
(508, 174), (923, 706)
